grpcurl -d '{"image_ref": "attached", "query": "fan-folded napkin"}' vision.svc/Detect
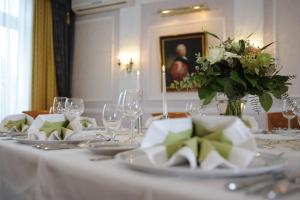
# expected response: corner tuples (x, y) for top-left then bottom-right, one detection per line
(141, 115), (257, 170)
(0, 114), (33, 133)
(28, 114), (97, 140)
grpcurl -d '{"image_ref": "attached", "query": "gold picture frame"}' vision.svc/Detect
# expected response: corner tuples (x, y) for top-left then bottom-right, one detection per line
(160, 32), (207, 92)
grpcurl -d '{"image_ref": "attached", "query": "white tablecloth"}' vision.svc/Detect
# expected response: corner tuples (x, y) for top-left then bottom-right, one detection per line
(0, 136), (300, 200)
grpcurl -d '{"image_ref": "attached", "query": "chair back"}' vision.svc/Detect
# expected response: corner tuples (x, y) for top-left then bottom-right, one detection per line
(151, 112), (188, 119)
(22, 110), (49, 119)
(267, 112), (300, 131)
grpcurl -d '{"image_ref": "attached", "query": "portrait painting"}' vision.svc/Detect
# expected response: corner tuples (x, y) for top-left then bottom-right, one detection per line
(160, 32), (207, 91)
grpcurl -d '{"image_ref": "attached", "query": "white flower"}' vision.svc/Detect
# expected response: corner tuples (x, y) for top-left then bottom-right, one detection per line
(224, 51), (241, 59)
(207, 47), (225, 64)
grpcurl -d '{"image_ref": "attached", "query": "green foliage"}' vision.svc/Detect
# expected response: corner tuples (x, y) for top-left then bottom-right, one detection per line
(259, 92), (273, 111)
(170, 32), (293, 112)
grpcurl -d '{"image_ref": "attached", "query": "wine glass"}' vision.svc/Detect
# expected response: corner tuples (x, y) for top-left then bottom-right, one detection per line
(292, 98), (300, 127)
(120, 89), (143, 143)
(185, 101), (203, 116)
(102, 104), (122, 140)
(52, 97), (68, 114)
(282, 98), (296, 131)
(66, 98), (85, 117)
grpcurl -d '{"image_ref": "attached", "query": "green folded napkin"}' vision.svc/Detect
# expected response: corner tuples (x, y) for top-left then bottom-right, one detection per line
(164, 122), (232, 163)
(80, 118), (92, 128)
(39, 121), (72, 140)
(4, 118), (28, 132)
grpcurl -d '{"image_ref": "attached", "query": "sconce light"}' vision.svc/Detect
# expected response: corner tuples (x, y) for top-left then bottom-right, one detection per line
(117, 57), (134, 73)
(158, 4), (209, 17)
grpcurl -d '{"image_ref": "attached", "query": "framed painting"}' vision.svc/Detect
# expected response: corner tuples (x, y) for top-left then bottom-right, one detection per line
(160, 32), (207, 91)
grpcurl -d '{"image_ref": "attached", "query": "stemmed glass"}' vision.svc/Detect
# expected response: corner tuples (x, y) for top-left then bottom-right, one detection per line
(51, 97), (68, 114)
(65, 98), (85, 117)
(185, 101), (203, 116)
(292, 99), (300, 127)
(119, 89), (143, 143)
(282, 98), (296, 130)
(102, 104), (122, 140)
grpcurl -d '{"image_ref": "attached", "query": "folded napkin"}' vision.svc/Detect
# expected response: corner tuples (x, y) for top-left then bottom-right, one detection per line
(145, 115), (163, 128)
(28, 114), (98, 141)
(141, 116), (257, 170)
(65, 115), (97, 129)
(242, 115), (259, 132)
(0, 114), (33, 133)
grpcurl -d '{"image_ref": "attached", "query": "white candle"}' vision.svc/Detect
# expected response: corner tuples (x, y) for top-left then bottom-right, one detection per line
(162, 65), (168, 119)
(136, 69), (140, 91)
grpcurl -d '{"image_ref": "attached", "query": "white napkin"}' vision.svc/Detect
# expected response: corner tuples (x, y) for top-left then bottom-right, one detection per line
(141, 115), (257, 170)
(68, 116), (97, 130)
(0, 114), (33, 133)
(27, 114), (98, 141)
(242, 115), (259, 132)
(145, 115), (163, 128)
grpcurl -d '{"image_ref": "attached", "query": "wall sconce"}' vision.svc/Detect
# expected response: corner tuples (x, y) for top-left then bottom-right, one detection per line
(117, 57), (134, 73)
(158, 4), (209, 17)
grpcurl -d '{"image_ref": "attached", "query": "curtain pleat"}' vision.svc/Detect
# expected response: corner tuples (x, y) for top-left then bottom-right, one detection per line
(31, 0), (57, 110)
(51, 0), (75, 97)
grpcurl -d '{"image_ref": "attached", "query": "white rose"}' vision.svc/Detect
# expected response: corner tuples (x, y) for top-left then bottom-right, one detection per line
(224, 51), (241, 59)
(207, 47), (225, 64)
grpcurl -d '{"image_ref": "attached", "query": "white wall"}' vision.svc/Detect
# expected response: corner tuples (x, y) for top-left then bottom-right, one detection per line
(72, 0), (300, 129)
(275, 0), (300, 96)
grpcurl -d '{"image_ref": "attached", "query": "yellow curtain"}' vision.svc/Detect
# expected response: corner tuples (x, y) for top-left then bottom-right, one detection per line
(31, 0), (57, 110)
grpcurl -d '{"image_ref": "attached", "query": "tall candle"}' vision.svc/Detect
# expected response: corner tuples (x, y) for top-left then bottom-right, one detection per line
(162, 65), (168, 119)
(136, 69), (140, 91)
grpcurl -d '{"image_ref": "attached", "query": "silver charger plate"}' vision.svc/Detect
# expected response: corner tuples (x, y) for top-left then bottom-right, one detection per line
(115, 149), (287, 178)
(87, 141), (139, 156)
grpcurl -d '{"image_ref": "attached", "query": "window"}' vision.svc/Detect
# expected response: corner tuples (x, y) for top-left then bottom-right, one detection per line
(0, 0), (33, 119)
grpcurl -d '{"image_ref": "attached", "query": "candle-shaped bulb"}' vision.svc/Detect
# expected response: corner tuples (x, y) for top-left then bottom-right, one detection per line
(162, 65), (165, 72)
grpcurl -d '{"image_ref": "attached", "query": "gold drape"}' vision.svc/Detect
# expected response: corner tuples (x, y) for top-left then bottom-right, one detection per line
(31, 0), (57, 110)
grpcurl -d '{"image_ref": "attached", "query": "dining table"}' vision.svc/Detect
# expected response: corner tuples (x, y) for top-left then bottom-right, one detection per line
(0, 132), (300, 200)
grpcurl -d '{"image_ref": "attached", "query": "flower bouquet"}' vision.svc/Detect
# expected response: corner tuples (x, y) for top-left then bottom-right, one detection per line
(171, 32), (293, 117)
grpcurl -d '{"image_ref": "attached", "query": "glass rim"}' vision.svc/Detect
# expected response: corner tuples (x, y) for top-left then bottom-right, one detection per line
(66, 98), (84, 101)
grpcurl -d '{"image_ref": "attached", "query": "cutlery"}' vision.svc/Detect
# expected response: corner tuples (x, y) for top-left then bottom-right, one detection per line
(82, 127), (105, 131)
(1, 137), (15, 141)
(267, 179), (300, 199)
(89, 155), (113, 161)
(226, 173), (282, 191)
(226, 167), (300, 199)
(32, 144), (79, 150)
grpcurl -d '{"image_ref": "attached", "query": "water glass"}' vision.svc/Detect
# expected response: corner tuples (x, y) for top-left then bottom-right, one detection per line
(66, 98), (85, 117)
(102, 104), (122, 139)
(185, 101), (203, 116)
(52, 97), (68, 114)
(119, 89), (143, 143)
(292, 99), (300, 126)
(282, 98), (296, 130)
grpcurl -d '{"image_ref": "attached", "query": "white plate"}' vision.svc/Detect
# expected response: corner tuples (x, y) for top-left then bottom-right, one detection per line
(87, 141), (139, 156)
(115, 149), (286, 178)
(0, 132), (26, 137)
(272, 129), (300, 134)
(15, 136), (94, 145)
(255, 133), (300, 141)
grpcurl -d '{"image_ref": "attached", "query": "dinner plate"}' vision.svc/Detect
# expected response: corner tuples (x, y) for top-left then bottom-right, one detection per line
(272, 129), (300, 134)
(115, 149), (287, 178)
(0, 132), (26, 137)
(87, 141), (139, 156)
(14, 136), (99, 145)
(255, 133), (300, 141)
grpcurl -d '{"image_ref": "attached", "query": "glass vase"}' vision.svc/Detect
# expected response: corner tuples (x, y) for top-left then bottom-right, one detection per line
(216, 95), (247, 118)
